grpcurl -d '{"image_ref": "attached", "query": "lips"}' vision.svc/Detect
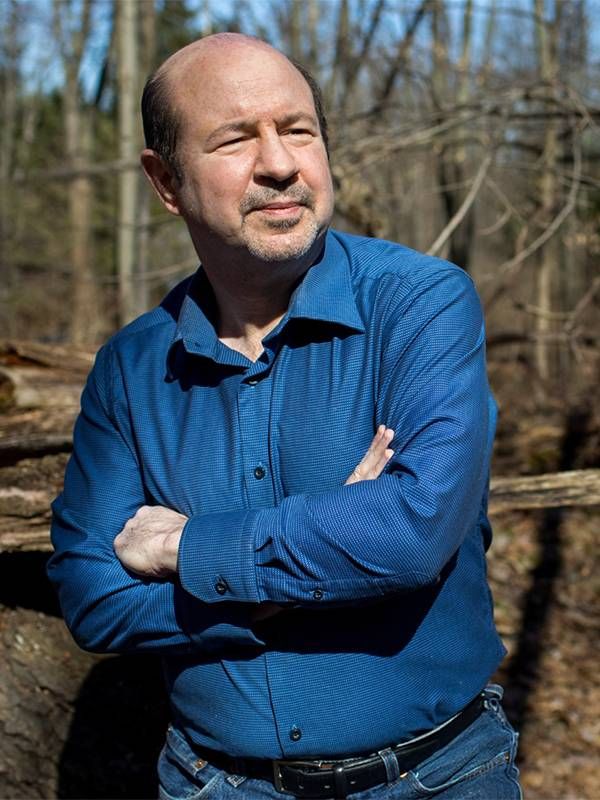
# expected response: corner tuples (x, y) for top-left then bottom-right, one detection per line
(253, 201), (304, 212)
(241, 188), (313, 216)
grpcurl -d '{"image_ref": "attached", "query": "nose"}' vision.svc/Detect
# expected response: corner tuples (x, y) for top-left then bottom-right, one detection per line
(254, 131), (298, 183)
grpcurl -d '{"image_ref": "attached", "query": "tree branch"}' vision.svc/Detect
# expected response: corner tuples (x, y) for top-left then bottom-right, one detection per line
(427, 153), (493, 256)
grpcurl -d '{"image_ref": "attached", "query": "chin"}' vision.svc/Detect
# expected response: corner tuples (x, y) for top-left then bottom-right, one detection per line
(244, 219), (321, 263)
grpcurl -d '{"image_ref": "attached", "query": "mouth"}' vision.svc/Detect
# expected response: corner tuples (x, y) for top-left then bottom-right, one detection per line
(252, 201), (305, 216)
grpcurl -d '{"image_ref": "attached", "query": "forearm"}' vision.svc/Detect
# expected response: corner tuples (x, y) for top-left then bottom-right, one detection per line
(178, 440), (488, 606)
(49, 498), (265, 654)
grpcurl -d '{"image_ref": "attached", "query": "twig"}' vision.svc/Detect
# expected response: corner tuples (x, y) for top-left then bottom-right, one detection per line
(483, 137), (582, 309)
(426, 154), (493, 257)
(565, 276), (600, 335)
(480, 207), (512, 237)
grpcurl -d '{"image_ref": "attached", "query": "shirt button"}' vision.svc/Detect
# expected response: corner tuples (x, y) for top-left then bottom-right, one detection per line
(289, 726), (302, 742)
(215, 579), (228, 595)
(254, 465), (266, 480)
(312, 589), (324, 601)
(247, 378), (258, 386)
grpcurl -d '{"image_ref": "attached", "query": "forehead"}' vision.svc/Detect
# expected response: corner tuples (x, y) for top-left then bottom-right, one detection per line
(169, 45), (316, 134)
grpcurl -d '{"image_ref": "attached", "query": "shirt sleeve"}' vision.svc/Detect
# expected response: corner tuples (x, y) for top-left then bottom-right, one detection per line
(48, 343), (264, 654)
(178, 268), (494, 605)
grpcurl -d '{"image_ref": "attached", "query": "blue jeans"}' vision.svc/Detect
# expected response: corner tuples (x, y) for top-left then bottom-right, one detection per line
(157, 685), (522, 799)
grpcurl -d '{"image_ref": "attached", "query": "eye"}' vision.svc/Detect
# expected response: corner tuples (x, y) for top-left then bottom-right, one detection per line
(220, 136), (246, 147)
(283, 127), (314, 141)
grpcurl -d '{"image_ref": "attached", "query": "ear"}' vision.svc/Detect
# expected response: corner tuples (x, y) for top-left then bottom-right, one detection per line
(140, 149), (182, 216)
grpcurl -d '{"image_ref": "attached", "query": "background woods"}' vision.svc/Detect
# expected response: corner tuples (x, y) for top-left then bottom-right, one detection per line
(0, 1), (598, 798)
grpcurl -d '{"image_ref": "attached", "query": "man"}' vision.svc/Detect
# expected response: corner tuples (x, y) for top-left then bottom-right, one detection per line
(49, 33), (521, 800)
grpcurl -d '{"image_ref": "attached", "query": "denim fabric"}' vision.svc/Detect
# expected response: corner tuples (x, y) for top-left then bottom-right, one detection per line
(158, 686), (522, 800)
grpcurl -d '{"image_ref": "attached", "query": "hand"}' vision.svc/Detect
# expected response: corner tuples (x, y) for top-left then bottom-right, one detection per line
(345, 425), (394, 485)
(113, 505), (187, 578)
(252, 425), (394, 623)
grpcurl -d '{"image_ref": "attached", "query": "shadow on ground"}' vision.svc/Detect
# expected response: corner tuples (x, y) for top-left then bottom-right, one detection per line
(57, 655), (169, 799)
(501, 405), (591, 744)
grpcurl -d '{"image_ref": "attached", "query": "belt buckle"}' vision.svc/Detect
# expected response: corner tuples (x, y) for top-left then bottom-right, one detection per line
(273, 759), (326, 795)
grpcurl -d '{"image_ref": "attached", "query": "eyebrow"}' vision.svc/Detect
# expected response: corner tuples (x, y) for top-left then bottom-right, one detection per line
(205, 112), (318, 147)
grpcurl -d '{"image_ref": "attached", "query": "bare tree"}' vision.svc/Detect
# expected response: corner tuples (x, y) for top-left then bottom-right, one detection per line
(54, 0), (101, 345)
(137, 1), (157, 317)
(116, 0), (141, 326)
(533, 0), (563, 382)
(0, 0), (21, 336)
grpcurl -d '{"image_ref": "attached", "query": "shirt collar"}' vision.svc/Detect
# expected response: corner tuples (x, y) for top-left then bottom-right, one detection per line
(167, 229), (365, 370)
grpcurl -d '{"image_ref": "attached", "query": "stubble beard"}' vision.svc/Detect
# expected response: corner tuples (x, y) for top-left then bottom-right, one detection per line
(239, 186), (321, 263)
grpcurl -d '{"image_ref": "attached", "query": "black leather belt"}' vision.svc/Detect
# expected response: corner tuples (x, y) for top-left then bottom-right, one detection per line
(202, 693), (485, 798)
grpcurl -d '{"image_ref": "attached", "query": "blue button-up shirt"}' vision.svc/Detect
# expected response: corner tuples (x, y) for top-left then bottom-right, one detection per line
(49, 229), (505, 759)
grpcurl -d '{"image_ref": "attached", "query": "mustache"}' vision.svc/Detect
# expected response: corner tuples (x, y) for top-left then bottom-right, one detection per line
(240, 185), (314, 214)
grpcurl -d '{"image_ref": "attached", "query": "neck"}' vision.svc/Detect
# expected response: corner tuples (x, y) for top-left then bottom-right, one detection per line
(200, 250), (316, 362)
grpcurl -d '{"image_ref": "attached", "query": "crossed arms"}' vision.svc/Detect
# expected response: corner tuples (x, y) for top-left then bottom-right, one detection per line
(49, 268), (492, 654)
(113, 425), (395, 580)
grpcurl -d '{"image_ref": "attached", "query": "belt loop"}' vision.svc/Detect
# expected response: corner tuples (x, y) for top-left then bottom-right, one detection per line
(377, 747), (401, 783)
(333, 764), (349, 799)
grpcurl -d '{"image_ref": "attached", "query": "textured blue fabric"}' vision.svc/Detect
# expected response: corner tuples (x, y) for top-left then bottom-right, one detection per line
(49, 229), (506, 760)
(156, 686), (521, 799)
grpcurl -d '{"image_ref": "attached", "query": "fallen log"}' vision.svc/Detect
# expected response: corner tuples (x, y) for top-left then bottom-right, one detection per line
(488, 469), (600, 514)
(0, 366), (83, 412)
(0, 488), (53, 552)
(0, 431), (74, 460)
(0, 340), (92, 414)
(0, 340), (94, 372)
(0, 469), (598, 554)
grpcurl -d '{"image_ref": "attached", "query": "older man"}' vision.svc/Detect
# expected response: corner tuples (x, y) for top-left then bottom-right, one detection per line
(49, 33), (521, 800)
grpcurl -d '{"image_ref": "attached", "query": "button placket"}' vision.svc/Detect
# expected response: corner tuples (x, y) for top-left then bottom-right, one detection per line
(237, 370), (274, 507)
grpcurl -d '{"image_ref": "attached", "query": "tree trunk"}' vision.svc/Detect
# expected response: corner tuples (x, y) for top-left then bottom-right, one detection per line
(117, 0), (140, 326)
(137, 1), (157, 316)
(0, 603), (168, 799)
(534, 0), (562, 383)
(0, 607), (99, 799)
(0, 0), (20, 338)
(431, 0), (476, 271)
(59, 0), (102, 346)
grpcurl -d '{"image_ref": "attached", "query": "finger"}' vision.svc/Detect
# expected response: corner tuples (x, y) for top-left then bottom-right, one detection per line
(373, 447), (394, 475)
(367, 442), (394, 478)
(374, 429), (394, 468)
(345, 438), (378, 484)
(345, 427), (394, 484)
(361, 427), (394, 475)
(357, 425), (387, 472)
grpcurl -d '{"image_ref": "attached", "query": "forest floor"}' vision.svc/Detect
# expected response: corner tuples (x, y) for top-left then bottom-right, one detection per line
(489, 507), (599, 800)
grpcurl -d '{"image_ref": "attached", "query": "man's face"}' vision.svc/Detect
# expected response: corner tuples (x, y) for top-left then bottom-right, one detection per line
(169, 45), (334, 263)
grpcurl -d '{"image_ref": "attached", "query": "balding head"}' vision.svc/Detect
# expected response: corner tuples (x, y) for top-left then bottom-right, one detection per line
(141, 33), (328, 179)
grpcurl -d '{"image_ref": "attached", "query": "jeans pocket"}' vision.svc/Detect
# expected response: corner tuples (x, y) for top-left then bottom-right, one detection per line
(157, 745), (223, 800)
(404, 701), (521, 798)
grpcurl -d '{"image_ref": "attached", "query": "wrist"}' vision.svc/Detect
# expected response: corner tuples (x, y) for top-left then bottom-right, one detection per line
(162, 528), (182, 574)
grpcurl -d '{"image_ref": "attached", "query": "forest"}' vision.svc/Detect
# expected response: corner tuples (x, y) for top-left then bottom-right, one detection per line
(0, 1), (598, 798)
